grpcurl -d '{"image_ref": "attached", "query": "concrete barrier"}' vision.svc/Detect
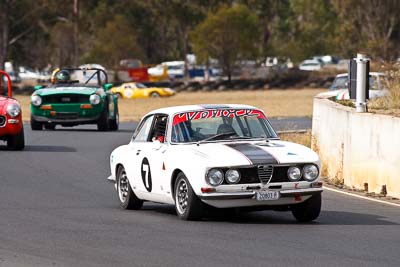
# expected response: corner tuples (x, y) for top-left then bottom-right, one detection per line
(312, 96), (400, 198)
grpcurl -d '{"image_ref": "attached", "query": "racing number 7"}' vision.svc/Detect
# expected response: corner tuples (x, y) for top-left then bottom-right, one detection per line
(141, 157), (152, 192)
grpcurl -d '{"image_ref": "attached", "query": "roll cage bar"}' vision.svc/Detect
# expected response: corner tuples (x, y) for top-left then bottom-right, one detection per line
(0, 70), (12, 97)
(52, 67), (108, 85)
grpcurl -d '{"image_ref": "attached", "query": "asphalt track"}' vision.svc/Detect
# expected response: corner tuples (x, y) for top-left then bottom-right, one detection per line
(0, 120), (399, 267)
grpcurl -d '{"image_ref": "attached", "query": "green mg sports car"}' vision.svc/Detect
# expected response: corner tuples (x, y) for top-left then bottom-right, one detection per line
(30, 67), (119, 131)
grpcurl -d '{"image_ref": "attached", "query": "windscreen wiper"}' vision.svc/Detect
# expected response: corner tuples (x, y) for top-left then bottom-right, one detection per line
(197, 132), (237, 144)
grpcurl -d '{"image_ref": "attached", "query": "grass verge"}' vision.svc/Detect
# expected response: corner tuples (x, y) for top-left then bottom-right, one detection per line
(15, 88), (325, 122)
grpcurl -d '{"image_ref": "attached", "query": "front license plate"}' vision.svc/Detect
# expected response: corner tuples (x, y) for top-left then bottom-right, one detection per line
(256, 191), (280, 201)
(61, 97), (71, 102)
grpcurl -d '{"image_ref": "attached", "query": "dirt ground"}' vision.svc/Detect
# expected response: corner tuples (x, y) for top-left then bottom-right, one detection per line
(15, 88), (325, 122)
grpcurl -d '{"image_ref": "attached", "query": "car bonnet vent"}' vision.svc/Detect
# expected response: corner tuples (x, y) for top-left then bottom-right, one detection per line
(258, 165), (274, 184)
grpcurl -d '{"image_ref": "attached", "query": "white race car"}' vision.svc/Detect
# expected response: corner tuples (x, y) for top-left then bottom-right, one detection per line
(108, 104), (323, 221)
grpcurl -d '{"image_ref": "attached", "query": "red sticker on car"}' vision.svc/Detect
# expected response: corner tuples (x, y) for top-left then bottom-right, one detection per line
(173, 109), (266, 125)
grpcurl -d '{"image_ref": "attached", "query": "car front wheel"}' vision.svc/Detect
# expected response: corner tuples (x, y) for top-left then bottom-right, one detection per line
(97, 106), (110, 131)
(291, 193), (321, 222)
(174, 172), (203, 221)
(7, 127), (25, 150)
(31, 116), (42, 130)
(117, 166), (143, 210)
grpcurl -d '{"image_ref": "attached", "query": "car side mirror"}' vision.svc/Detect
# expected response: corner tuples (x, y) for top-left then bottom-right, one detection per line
(103, 83), (113, 91)
(34, 85), (44, 90)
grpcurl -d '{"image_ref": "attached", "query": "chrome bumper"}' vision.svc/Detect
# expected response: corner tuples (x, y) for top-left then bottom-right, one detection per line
(198, 188), (323, 200)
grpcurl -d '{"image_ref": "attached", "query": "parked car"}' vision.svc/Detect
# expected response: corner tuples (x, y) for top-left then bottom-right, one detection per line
(299, 59), (323, 71)
(148, 61), (185, 80)
(329, 72), (389, 100)
(0, 70), (25, 150)
(110, 82), (175, 99)
(107, 104), (323, 221)
(30, 67), (119, 131)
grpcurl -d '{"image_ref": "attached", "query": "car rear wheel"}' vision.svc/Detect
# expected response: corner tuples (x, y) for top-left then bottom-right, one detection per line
(174, 172), (203, 221)
(7, 127), (25, 150)
(117, 166), (143, 210)
(109, 111), (119, 131)
(30, 116), (42, 130)
(291, 193), (321, 222)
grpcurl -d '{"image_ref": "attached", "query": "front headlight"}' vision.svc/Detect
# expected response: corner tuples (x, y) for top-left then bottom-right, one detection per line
(206, 169), (224, 186)
(225, 169), (241, 184)
(287, 166), (302, 181)
(303, 164), (319, 181)
(6, 103), (21, 117)
(31, 95), (42, 106)
(89, 94), (101, 105)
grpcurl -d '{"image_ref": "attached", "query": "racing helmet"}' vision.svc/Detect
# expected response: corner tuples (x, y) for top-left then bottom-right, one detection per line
(55, 70), (70, 83)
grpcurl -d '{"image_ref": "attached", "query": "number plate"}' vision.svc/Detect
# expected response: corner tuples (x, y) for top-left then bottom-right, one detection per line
(61, 97), (71, 102)
(256, 191), (280, 201)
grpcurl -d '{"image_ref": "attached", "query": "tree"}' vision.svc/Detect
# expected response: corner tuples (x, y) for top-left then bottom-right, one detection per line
(190, 4), (260, 81)
(83, 15), (144, 68)
(332, 0), (400, 60)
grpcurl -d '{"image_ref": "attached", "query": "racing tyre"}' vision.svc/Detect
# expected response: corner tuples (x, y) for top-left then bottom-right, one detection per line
(97, 106), (110, 131)
(7, 127), (25, 150)
(30, 116), (42, 130)
(174, 172), (204, 221)
(44, 124), (56, 130)
(109, 112), (119, 131)
(150, 92), (160, 98)
(117, 166), (143, 210)
(291, 193), (322, 222)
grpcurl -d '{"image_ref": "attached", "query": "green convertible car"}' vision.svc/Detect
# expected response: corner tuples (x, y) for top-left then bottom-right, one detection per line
(30, 67), (119, 131)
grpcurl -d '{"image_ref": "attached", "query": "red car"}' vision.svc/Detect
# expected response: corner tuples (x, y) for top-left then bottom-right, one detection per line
(0, 70), (25, 150)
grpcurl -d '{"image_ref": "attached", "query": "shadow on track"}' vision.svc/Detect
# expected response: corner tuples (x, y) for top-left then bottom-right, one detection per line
(23, 145), (76, 152)
(126, 204), (399, 226)
(48, 128), (134, 133)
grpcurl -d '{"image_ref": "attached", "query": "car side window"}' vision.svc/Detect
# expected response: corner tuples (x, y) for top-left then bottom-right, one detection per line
(133, 115), (154, 142)
(124, 85), (132, 89)
(149, 115), (168, 143)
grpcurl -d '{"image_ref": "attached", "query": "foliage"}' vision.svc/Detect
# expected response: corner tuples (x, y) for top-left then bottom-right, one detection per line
(82, 15), (143, 67)
(190, 4), (260, 80)
(2, 0), (400, 70)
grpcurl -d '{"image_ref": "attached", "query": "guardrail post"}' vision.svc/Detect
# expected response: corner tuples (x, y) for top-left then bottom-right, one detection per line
(355, 53), (369, 112)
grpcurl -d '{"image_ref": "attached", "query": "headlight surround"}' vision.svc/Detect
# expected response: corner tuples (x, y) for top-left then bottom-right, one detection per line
(31, 95), (42, 106)
(287, 166), (302, 181)
(225, 169), (241, 184)
(89, 94), (101, 105)
(303, 164), (319, 181)
(6, 103), (21, 117)
(206, 169), (224, 186)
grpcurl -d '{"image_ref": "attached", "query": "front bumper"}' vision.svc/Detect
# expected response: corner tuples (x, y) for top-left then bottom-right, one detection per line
(198, 188), (323, 200)
(198, 185), (323, 208)
(31, 114), (100, 125)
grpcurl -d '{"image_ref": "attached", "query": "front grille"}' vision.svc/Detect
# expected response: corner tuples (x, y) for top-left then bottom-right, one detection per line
(0, 115), (5, 127)
(42, 94), (89, 104)
(55, 112), (79, 120)
(258, 165), (274, 184)
(270, 166), (291, 183)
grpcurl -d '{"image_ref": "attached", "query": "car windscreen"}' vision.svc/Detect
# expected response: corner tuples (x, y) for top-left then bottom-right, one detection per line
(171, 109), (278, 143)
(330, 76), (347, 90)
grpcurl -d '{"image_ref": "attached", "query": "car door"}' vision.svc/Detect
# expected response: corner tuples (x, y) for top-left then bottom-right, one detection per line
(123, 84), (134, 98)
(124, 114), (155, 200)
(131, 83), (145, 98)
(133, 114), (169, 202)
